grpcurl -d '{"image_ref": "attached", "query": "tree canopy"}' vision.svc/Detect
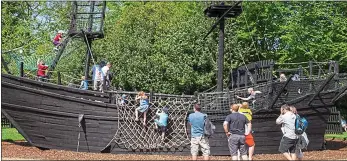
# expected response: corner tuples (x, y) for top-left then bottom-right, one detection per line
(2, 1), (347, 95)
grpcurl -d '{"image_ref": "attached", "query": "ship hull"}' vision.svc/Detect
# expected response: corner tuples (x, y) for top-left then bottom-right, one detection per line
(1, 74), (342, 155)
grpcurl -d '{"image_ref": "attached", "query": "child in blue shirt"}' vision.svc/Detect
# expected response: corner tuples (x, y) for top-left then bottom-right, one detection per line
(79, 76), (88, 90)
(154, 107), (169, 141)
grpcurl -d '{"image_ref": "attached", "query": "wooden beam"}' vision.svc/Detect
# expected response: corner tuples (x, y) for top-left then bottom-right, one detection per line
(308, 73), (336, 106)
(268, 75), (293, 109)
(1, 109), (33, 144)
(332, 86), (347, 103)
(203, 1), (242, 39)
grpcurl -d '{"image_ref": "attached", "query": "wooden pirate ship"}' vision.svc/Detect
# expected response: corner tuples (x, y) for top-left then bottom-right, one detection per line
(2, 1), (347, 156)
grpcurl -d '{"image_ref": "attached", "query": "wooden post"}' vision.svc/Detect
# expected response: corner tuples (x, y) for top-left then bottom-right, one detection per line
(84, 39), (92, 82)
(102, 76), (106, 91)
(335, 61), (339, 74)
(309, 61), (313, 78)
(230, 69), (233, 89)
(269, 61), (274, 82)
(309, 61), (313, 91)
(217, 16), (225, 92)
(328, 61), (332, 74)
(254, 63), (258, 84)
(298, 65), (303, 77)
(334, 61), (339, 89)
(150, 88), (154, 103)
(20, 62), (24, 77)
(237, 69), (240, 88)
(109, 92), (114, 104)
(269, 62), (274, 95)
(244, 68), (248, 87)
(57, 72), (62, 85)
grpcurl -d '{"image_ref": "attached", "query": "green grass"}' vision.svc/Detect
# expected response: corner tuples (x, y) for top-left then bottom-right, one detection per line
(1, 127), (346, 141)
(1, 128), (25, 141)
(324, 132), (347, 140)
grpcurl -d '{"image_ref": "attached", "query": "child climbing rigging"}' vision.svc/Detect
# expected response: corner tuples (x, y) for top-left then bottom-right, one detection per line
(236, 88), (262, 109)
(135, 91), (149, 126)
(53, 30), (64, 50)
(154, 107), (169, 141)
(79, 76), (88, 90)
(37, 59), (49, 82)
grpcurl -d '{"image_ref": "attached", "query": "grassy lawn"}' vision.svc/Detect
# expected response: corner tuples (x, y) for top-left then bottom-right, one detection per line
(324, 132), (347, 140)
(1, 128), (25, 141)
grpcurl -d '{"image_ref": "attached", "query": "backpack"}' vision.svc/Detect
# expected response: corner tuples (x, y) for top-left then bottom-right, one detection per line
(204, 116), (216, 137)
(295, 114), (308, 135)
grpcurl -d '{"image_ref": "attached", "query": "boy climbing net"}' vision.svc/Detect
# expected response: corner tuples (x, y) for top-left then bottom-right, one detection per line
(154, 107), (169, 141)
(53, 30), (65, 50)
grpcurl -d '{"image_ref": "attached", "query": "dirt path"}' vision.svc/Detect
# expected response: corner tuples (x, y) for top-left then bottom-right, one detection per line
(2, 141), (347, 160)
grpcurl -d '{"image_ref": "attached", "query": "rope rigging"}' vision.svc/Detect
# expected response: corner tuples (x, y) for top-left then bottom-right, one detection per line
(105, 92), (195, 151)
(2, 34), (81, 74)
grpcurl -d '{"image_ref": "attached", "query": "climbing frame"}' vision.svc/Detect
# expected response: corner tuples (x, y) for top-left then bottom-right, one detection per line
(110, 91), (196, 152)
(69, 1), (106, 39)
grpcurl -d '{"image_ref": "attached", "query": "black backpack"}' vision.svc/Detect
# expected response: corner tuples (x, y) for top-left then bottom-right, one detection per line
(204, 116), (216, 137)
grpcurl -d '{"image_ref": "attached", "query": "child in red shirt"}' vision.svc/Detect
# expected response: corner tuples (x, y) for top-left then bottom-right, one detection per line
(37, 59), (49, 81)
(53, 30), (64, 50)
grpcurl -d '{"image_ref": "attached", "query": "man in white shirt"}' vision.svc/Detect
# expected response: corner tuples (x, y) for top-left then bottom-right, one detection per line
(276, 104), (298, 160)
(100, 62), (111, 91)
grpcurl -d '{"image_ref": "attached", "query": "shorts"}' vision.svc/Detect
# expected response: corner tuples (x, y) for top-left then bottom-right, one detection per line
(53, 40), (60, 46)
(245, 133), (255, 147)
(154, 119), (167, 132)
(228, 134), (247, 156)
(191, 136), (210, 156)
(279, 136), (298, 153)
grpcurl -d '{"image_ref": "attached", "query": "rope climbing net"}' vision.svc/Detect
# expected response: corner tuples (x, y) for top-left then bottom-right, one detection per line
(2, 35), (82, 75)
(110, 91), (196, 152)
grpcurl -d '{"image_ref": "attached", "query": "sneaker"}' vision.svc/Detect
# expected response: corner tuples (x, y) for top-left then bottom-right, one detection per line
(135, 118), (139, 121)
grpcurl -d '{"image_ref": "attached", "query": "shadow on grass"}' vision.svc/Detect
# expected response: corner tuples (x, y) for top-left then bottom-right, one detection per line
(323, 139), (347, 150)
